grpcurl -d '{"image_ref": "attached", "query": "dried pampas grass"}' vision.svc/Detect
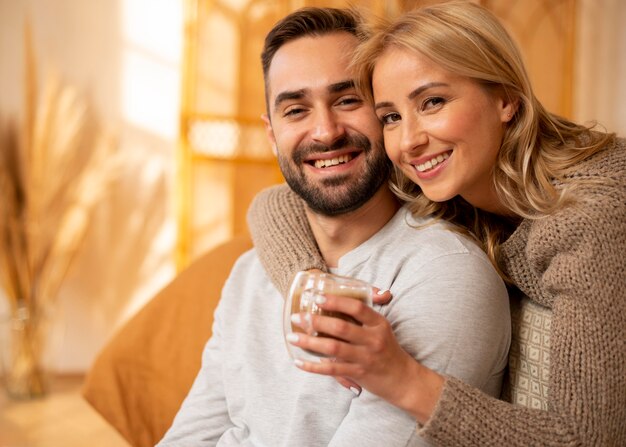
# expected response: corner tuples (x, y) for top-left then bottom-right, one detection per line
(0, 23), (119, 317)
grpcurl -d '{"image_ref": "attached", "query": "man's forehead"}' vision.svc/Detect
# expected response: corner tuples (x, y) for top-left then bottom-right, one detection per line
(267, 32), (358, 103)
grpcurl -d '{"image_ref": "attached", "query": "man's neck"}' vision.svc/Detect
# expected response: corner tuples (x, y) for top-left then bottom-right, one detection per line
(305, 187), (401, 268)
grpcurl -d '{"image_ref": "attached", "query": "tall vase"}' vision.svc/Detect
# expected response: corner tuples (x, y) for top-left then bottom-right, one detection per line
(0, 305), (50, 399)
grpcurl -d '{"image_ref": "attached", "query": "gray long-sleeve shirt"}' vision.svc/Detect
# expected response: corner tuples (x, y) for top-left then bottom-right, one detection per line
(158, 206), (511, 446)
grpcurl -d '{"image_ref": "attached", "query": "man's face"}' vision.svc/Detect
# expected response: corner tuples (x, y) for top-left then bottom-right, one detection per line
(263, 32), (389, 216)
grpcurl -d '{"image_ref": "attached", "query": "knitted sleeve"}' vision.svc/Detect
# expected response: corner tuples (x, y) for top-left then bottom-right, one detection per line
(419, 144), (626, 446)
(246, 184), (327, 297)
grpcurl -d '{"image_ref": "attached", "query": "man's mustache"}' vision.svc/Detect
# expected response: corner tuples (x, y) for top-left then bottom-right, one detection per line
(292, 134), (370, 165)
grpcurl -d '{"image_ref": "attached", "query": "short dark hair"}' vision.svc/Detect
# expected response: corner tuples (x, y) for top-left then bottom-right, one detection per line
(261, 7), (360, 110)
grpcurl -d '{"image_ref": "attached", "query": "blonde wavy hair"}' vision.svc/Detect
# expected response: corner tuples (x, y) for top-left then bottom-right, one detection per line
(351, 1), (615, 278)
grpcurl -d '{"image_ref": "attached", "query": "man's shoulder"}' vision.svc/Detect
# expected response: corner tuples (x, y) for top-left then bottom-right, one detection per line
(388, 206), (486, 260)
(224, 248), (273, 288)
(344, 206), (499, 289)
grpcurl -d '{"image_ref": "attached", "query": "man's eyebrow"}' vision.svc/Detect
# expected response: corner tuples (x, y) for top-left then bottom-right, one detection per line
(273, 89), (307, 112)
(328, 80), (356, 94)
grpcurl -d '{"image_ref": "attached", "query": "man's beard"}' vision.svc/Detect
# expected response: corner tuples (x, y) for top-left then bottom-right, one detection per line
(277, 133), (391, 216)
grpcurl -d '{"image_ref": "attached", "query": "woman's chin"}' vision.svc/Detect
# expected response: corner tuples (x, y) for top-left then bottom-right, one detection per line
(420, 187), (456, 203)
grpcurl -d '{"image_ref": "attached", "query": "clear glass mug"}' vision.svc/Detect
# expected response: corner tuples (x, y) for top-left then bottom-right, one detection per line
(283, 271), (373, 363)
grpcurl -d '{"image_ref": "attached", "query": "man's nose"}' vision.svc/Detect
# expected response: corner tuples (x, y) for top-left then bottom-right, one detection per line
(311, 109), (345, 146)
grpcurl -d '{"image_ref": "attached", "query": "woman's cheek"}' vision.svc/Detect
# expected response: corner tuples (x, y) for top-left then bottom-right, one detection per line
(383, 135), (399, 163)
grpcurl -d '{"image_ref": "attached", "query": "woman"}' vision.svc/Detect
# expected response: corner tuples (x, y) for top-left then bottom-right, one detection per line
(247, 2), (626, 445)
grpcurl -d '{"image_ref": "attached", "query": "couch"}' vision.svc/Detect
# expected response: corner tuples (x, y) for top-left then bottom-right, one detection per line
(82, 235), (252, 447)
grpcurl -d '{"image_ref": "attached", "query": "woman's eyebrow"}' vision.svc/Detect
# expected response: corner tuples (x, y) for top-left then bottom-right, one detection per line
(375, 82), (449, 110)
(408, 82), (448, 100)
(375, 101), (393, 111)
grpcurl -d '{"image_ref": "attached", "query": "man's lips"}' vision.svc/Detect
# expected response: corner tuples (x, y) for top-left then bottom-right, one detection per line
(304, 150), (362, 169)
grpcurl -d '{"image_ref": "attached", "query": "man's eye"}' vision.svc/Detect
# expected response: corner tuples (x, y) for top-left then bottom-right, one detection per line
(380, 112), (401, 125)
(337, 97), (361, 106)
(284, 107), (304, 117)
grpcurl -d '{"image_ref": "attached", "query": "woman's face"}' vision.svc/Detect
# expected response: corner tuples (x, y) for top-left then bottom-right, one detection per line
(372, 47), (515, 213)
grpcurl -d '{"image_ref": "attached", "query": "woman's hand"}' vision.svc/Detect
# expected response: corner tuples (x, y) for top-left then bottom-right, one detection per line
(372, 287), (392, 305)
(287, 293), (444, 423)
(325, 287), (392, 395)
(303, 269), (392, 306)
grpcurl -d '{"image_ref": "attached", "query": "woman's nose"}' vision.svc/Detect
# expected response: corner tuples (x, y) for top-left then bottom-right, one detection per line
(398, 118), (428, 155)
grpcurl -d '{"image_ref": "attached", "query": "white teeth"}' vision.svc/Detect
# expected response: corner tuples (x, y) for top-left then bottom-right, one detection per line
(314, 154), (352, 169)
(416, 152), (450, 172)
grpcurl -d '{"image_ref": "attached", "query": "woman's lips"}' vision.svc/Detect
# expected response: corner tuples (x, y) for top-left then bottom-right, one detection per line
(414, 151), (451, 173)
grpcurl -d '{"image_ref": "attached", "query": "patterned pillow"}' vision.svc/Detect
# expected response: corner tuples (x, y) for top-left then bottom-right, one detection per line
(502, 294), (552, 410)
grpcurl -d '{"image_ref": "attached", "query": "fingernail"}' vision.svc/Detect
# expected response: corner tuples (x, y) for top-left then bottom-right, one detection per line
(314, 295), (326, 304)
(350, 387), (362, 396)
(294, 359), (304, 367)
(377, 289), (389, 295)
(286, 333), (299, 343)
(291, 313), (301, 324)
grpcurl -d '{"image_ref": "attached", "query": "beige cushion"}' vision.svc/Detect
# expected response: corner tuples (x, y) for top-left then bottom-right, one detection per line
(502, 293), (552, 409)
(82, 235), (252, 447)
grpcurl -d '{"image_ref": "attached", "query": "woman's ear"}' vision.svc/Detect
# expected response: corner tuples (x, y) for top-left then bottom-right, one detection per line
(261, 114), (278, 155)
(498, 95), (520, 123)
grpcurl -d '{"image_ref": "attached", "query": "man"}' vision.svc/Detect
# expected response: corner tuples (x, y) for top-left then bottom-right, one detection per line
(158, 8), (510, 446)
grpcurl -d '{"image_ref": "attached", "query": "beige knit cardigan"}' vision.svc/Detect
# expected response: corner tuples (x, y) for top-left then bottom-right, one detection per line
(246, 139), (626, 446)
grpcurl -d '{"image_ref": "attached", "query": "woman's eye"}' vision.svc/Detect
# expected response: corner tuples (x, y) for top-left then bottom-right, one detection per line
(422, 97), (445, 110)
(380, 112), (401, 125)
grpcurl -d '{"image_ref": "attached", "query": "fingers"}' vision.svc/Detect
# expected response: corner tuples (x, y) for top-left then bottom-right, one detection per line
(320, 360), (363, 395)
(291, 310), (372, 348)
(314, 293), (384, 326)
(293, 355), (366, 380)
(334, 376), (362, 396)
(287, 326), (384, 370)
(287, 329), (359, 361)
(372, 287), (392, 305)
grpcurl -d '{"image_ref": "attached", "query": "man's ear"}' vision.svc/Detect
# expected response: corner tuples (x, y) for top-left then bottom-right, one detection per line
(261, 113), (278, 156)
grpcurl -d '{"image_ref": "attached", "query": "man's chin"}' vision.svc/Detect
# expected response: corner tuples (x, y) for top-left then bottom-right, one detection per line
(298, 189), (372, 216)
(283, 164), (389, 217)
(306, 202), (366, 217)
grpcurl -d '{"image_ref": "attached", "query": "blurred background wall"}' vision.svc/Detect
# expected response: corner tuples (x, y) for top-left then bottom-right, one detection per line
(0, 0), (624, 373)
(0, 0), (182, 372)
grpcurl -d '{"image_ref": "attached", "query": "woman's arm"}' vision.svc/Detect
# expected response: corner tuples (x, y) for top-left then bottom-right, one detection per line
(246, 184), (327, 296)
(289, 189), (626, 446)
(424, 143), (626, 446)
